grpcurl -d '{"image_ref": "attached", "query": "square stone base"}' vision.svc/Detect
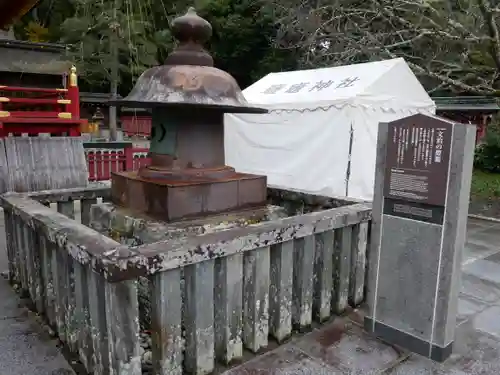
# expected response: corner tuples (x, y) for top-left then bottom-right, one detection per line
(89, 201), (288, 331)
(111, 170), (267, 222)
(90, 201), (288, 246)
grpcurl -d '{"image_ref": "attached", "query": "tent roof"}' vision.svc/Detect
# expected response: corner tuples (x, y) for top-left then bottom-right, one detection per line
(242, 58), (434, 110)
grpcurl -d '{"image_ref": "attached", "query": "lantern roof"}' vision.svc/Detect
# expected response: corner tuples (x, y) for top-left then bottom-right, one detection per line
(113, 7), (266, 114)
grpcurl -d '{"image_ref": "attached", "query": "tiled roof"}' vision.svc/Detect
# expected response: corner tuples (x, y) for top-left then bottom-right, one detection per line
(0, 39), (70, 75)
(80, 92), (122, 104)
(433, 96), (500, 112)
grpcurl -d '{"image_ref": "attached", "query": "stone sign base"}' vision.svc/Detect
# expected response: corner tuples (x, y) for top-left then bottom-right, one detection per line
(364, 318), (452, 362)
(111, 170), (267, 222)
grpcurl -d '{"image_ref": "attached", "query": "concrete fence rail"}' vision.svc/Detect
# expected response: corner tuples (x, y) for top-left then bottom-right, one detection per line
(0, 186), (372, 375)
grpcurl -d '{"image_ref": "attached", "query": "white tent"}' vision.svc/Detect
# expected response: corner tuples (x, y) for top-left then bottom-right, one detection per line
(224, 58), (436, 201)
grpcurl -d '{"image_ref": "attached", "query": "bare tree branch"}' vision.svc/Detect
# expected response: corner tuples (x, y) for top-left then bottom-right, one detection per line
(266, 0), (500, 95)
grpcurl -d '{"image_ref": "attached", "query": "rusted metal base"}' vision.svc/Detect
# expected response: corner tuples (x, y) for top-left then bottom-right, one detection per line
(111, 169), (267, 222)
(138, 164), (238, 181)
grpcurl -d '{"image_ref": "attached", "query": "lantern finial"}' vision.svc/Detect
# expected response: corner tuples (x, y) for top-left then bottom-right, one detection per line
(165, 7), (213, 67)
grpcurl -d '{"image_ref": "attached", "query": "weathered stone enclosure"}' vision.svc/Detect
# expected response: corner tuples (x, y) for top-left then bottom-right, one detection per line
(1, 185), (371, 374)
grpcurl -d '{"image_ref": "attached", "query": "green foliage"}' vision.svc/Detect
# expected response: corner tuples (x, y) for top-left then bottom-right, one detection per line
(24, 21), (50, 42)
(14, 0), (75, 42)
(196, 0), (298, 88)
(59, 0), (161, 94)
(470, 170), (500, 199)
(147, 0), (300, 88)
(13, 0), (299, 94)
(474, 124), (500, 173)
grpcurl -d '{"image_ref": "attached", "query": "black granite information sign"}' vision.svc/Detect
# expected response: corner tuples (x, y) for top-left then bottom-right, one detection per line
(366, 113), (476, 363)
(383, 116), (452, 223)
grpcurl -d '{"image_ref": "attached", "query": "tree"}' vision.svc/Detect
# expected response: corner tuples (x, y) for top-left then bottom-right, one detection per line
(197, 0), (299, 88)
(60, 0), (160, 95)
(15, 0), (299, 93)
(141, 0), (300, 89)
(60, 0), (164, 139)
(268, 0), (500, 95)
(24, 21), (50, 42)
(14, 0), (75, 42)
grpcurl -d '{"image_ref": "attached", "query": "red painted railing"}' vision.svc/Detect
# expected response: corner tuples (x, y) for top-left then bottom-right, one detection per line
(0, 67), (85, 137)
(85, 145), (150, 181)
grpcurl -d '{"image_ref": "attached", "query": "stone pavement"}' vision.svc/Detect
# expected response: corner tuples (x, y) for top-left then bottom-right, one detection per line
(223, 217), (500, 375)
(0, 212), (499, 374)
(0, 211), (75, 375)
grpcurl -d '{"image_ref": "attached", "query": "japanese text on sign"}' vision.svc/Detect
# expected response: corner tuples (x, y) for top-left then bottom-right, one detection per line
(261, 77), (360, 94)
(435, 128), (445, 163)
(383, 117), (452, 207)
(393, 125), (446, 170)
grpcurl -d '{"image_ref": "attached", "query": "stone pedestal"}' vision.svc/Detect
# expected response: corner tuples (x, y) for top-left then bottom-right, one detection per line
(364, 114), (475, 362)
(90, 201), (287, 246)
(111, 170), (267, 222)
